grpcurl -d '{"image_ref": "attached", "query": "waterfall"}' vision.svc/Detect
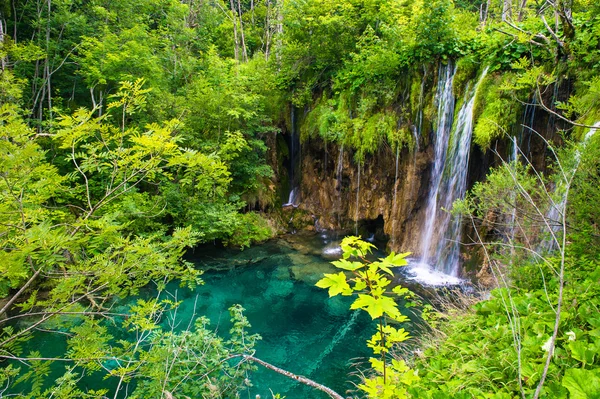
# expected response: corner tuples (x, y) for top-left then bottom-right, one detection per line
(510, 135), (518, 163)
(283, 107), (300, 207)
(411, 125), (420, 152)
(336, 144), (344, 193)
(540, 121), (600, 252)
(418, 63), (457, 267)
(418, 65), (488, 277)
(335, 144), (344, 233)
(520, 97), (536, 157)
(436, 67), (489, 275)
(505, 136), (519, 244)
(391, 143), (401, 246)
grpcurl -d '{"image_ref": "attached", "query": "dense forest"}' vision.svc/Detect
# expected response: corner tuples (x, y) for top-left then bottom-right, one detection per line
(1, 0), (599, 397)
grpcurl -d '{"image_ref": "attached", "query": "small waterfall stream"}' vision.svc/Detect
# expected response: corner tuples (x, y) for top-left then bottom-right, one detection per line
(436, 67), (489, 275)
(283, 107), (300, 207)
(419, 63), (456, 267)
(391, 143), (401, 246)
(520, 97), (537, 157)
(335, 144), (345, 231)
(540, 121), (600, 252)
(415, 65), (488, 280)
(506, 136), (519, 244)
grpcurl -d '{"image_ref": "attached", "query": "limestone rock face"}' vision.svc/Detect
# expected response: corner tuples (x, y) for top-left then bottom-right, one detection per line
(295, 139), (434, 254)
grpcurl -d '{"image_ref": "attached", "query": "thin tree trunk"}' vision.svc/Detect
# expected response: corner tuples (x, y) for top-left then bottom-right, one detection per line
(517, 0), (527, 21)
(12, 0), (17, 42)
(0, 18), (6, 71)
(275, 0), (283, 63)
(229, 0), (239, 61)
(236, 0), (248, 61)
(502, 0), (512, 21)
(45, 0), (52, 120)
(264, 0), (271, 59)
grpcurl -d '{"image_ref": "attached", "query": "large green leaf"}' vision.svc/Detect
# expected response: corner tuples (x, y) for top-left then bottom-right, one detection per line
(562, 368), (600, 399)
(315, 272), (352, 297)
(350, 294), (400, 319)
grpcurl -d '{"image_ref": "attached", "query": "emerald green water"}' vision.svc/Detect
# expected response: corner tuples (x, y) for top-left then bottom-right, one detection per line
(181, 234), (379, 398)
(14, 233), (420, 398)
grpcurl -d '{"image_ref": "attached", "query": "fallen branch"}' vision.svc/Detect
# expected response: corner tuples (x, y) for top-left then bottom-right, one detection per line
(242, 355), (345, 399)
(0, 268), (41, 317)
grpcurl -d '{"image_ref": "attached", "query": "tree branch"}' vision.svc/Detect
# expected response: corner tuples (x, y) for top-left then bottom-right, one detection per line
(242, 355), (345, 399)
(0, 268), (41, 317)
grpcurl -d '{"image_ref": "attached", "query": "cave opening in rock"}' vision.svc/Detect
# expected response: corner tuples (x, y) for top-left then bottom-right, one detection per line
(357, 215), (388, 244)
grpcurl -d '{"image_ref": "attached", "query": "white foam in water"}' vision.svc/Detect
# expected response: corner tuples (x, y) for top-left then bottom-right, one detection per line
(322, 242), (343, 259)
(405, 259), (463, 286)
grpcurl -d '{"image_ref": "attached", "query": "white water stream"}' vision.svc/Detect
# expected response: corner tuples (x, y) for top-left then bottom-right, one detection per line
(410, 66), (488, 283)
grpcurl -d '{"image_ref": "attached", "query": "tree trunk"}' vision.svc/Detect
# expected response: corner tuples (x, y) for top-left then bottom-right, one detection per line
(481, 0), (491, 25)
(229, 0), (239, 61)
(517, 0), (527, 22)
(0, 18), (6, 71)
(45, 0), (52, 120)
(502, 0), (512, 21)
(275, 0), (283, 63)
(264, 0), (271, 60)
(237, 0), (248, 62)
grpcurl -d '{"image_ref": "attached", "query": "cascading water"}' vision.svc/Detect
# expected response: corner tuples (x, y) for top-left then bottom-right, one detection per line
(436, 67), (489, 276)
(391, 143), (401, 246)
(412, 65), (488, 281)
(335, 143), (344, 238)
(283, 107), (300, 207)
(418, 63), (456, 267)
(506, 135), (519, 244)
(510, 135), (519, 163)
(520, 97), (537, 157)
(540, 121), (600, 252)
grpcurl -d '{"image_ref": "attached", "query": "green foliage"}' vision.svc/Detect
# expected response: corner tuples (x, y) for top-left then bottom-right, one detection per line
(316, 237), (418, 398)
(422, 126), (600, 397)
(562, 368), (600, 398)
(411, 0), (458, 62)
(410, 259), (600, 398)
(452, 56), (479, 99)
(9, 299), (259, 398)
(129, 305), (259, 398)
(225, 212), (277, 249)
(472, 73), (523, 148)
(4, 0), (600, 397)
(568, 133), (600, 257)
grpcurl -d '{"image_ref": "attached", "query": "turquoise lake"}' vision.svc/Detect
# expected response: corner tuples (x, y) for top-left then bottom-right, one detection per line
(181, 233), (387, 398)
(14, 232), (425, 398)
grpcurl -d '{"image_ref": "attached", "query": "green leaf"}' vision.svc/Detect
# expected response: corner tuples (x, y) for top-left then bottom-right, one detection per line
(569, 341), (597, 365)
(350, 294), (400, 319)
(315, 272), (352, 297)
(331, 259), (365, 271)
(562, 368), (600, 399)
(353, 279), (367, 291)
(382, 251), (411, 266)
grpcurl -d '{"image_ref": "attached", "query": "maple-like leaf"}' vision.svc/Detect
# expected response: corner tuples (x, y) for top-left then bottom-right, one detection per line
(331, 259), (365, 271)
(315, 272), (352, 297)
(350, 294), (399, 319)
